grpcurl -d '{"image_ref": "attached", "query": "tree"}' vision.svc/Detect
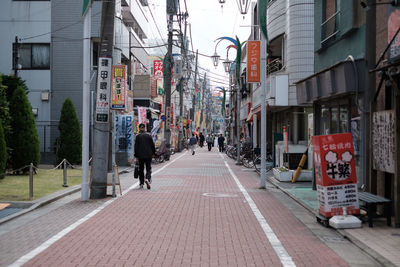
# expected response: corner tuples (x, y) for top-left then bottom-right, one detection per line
(57, 98), (81, 165)
(0, 121), (6, 179)
(1, 75), (29, 101)
(0, 75), (12, 162)
(8, 86), (40, 173)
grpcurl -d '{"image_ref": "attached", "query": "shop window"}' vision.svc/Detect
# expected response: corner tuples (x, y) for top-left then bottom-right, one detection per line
(321, 0), (339, 45)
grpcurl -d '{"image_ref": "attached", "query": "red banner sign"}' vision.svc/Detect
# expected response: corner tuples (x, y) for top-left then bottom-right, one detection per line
(247, 40), (261, 83)
(153, 60), (163, 77)
(313, 133), (360, 217)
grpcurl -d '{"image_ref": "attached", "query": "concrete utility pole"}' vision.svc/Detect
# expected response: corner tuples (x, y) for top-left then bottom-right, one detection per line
(200, 73), (207, 133)
(236, 83), (241, 165)
(164, 14), (173, 145)
(82, 1), (91, 201)
(90, 0), (115, 199)
(179, 13), (188, 151)
(192, 50), (198, 132)
(260, 31), (267, 188)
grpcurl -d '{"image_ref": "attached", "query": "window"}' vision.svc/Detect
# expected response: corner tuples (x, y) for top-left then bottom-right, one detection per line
(321, 0), (339, 45)
(14, 43), (50, 70)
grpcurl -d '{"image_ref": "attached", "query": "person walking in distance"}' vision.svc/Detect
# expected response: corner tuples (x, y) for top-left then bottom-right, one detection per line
(134, 123), (155, 189)
(189, 133), (197, 155)
(218, 134), (225, 152)
(199, 132), (205, 148)
(206, 134), (213, 151)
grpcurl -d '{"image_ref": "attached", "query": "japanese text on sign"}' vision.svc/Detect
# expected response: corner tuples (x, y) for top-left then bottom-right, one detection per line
(313, 133), (359, 217)
(153, 60), (163, 77)
(111, 65), (126, 109)
(247, 40), (260, 83)
(95, 57), (112, 123)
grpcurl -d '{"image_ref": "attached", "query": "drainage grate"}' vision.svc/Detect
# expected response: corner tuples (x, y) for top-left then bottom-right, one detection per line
(202, 193), (238, 198)
(391, 233), (400, 237)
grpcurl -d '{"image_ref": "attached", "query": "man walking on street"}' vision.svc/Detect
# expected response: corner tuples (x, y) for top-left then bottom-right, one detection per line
(199, 132), (205, 148)
(134, 123), (155, 189)
(189, 133), (197, 155)
(206, 134), (213, 151)
(218, 134), (225, 152)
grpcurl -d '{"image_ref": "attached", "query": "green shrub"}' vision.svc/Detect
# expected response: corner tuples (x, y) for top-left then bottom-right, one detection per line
(0, 121), (6, 179)
(57, 98), (81, 165)
(8, 86), (40, 173)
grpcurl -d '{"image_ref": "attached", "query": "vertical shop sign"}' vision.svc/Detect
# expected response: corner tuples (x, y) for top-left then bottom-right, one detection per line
(111, 65), (126, 109)
(95, 57), (112, 123)
(247, 40), (260, 83)
(150, 77), (157, 97)
(313, 133), (360, 218)
(138, 106), (147, 124)
(154, 60), (163, 77)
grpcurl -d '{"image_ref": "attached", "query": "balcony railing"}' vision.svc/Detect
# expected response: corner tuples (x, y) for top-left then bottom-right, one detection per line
(267, 58), (283, 75)
(321, 11), (339, 45)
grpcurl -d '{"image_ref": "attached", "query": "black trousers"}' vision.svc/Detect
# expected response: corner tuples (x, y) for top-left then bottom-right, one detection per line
(218, 144), (224, 152)
(138, 158), (152, 185)
(207, 143), (212, 151)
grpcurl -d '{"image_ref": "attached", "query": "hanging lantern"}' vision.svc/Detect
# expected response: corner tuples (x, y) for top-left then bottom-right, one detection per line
(222, 59), (232, 73)
(211, 51), (220, 68)
(236, 0), (250, 15)
(218, 0), (226, 3)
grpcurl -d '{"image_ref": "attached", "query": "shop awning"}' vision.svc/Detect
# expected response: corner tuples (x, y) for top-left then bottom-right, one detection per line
(246, 111), (254, 122)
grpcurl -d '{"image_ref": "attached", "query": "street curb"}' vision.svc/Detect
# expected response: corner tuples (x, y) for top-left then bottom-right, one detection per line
(268, 177), (396, 267)
(0, 166), (133, 226)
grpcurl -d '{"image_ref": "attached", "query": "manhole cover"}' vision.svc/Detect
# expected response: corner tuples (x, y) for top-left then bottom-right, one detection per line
(321, 235), (349, 243)
(202, 193), (238, 198)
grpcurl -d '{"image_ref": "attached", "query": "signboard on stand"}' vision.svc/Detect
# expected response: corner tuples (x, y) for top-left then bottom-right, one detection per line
(313, 133), (360, 218)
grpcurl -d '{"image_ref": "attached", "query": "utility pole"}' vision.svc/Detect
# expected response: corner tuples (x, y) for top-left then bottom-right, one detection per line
(236, 83), (241, 165)
(82, 0), (92, 201)
(200, 73), (207, 133)
(179, 13), (188, 151)
(164, 13), (173, 145)
(13, 36), (19, 77)
(90, 0), (115, 199)
(192, 50), (198, 132)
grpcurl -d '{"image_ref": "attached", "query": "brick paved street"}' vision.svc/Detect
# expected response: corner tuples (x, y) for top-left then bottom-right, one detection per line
(1, 148), (381, 267)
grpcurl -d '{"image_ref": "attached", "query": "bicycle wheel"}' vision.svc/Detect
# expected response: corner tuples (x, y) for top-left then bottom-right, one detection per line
(254, 156), (261, 173)
(242, 155), (254, 168)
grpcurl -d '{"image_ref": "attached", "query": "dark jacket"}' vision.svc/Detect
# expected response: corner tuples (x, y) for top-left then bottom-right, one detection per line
(199, 134), (205, 143)
(134, 132), (155, 159)
(189, 136), (197, 145)
(218, 136), (225, 145)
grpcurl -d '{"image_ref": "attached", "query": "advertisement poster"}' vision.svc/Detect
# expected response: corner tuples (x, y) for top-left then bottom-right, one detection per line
(115, 114), (133, 160)
(313, 133), (360, 217)
(111, 65), (126, 109)
(247, 40), (261, 83)
(138, 106), (147, 124)
(388, 6), (400, 62)
(372, 110), (395, 173)
(95, 57), (112, 123)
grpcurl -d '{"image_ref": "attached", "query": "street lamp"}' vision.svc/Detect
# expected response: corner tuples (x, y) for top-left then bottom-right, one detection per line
(236, 0), (250, 15)
(211, 51), (220, 68)
(222, 59), (232, 73)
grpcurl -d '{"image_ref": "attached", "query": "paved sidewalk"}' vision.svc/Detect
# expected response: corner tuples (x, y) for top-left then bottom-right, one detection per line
(0, 148), (390, 266)
(269, 176), (400, 267)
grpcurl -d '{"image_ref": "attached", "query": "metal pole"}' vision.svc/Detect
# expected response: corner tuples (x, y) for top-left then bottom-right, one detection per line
(63, 159), (68, 187)
(236, 83), (241, 165)
(112, 112), (116, 198)
(81, 3), (91, 202)
(29, 163), (33, 199)
(260, 28), (268, 188)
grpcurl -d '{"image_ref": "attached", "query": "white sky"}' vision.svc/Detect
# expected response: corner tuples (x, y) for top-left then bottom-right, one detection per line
(147, 0), (253, 91)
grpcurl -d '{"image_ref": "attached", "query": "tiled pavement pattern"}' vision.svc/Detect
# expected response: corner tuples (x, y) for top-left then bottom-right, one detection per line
(0, 148), (383, 266)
